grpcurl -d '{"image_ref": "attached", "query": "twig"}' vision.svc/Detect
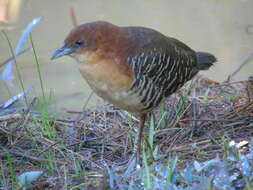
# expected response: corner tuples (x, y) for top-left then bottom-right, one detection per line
(65, 109), (82, 114)
(0, 111), (74, 125)
(0, 113), (22, 120)
(180, 119), (239, 122)
(69, 7), (78, 27)
(227, 52), (253, 81)
(13, 97), (37, 132)
(226, 101), (253, 119)
(36, 135), (103, 170)
(0, 146), (67, 164)
(69, 183), (86, 190)
(75, 91), (94, 123)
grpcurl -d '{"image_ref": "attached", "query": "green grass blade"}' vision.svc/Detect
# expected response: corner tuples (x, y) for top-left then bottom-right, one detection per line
(148, 114), (155, 151)
(2, 30), (28, 106)
(142, 147), (152, 189)
(157, 111), (168, 128)
(7, 153), (17, 189)
(166, 156), (178, 186)
(29, 33), (45, 101)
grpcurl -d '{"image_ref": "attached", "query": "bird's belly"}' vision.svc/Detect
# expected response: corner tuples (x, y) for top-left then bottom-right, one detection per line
(87, 80), (144, 112)
(78, 59), (144, 112)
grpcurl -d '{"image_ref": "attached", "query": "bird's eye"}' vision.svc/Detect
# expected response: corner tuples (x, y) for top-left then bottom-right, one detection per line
(75, 40), (84, 46)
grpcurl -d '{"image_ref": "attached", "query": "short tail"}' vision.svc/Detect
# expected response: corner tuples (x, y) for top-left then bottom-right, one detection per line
(196, 52), (217, 70)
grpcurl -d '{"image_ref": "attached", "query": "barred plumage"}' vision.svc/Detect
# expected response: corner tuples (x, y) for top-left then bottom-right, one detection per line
(126, 35), (203, 112)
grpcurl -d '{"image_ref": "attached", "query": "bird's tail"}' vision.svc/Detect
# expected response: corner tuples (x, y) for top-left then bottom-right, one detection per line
(196, 52), (217, 70)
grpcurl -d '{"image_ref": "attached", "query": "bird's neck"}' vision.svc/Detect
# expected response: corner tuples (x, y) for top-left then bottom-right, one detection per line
(78, 54), (133, 91)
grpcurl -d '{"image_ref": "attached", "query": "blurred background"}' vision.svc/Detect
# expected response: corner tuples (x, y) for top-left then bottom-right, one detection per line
(0, 0), (253, 112)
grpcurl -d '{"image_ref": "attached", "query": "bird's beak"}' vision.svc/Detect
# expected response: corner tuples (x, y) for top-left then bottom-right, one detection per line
(51, 44), (77, 60)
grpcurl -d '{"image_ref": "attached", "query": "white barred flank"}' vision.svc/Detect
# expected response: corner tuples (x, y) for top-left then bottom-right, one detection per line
(127, 47), (198, 112)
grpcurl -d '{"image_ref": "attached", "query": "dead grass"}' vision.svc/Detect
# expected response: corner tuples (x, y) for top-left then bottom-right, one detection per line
(0, 75), (253, 189)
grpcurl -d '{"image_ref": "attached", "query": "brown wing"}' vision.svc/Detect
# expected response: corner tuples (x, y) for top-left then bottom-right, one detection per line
(126, 28), (199, 97)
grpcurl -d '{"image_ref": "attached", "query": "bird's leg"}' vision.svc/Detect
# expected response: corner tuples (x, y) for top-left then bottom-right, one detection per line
(124, 114), (146, 174)
(132, 114), (146, 164)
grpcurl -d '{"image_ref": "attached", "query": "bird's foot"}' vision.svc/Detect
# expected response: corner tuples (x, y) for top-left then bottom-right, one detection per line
(129, 151), (140, 166)
(123, 151), (141, 177)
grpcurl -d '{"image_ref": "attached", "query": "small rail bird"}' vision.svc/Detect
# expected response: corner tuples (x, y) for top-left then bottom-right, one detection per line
(52, 21), (216, 162)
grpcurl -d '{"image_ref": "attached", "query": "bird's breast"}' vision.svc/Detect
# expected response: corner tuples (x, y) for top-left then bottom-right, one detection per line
(79, 57), (133, 89)
(78, 58), (145, 112)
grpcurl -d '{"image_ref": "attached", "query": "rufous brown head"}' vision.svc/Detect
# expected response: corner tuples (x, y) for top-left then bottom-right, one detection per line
(51, 21), (125, 61)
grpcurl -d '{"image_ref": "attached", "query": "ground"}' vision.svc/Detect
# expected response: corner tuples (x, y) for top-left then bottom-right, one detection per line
(0, 75), (253, 190)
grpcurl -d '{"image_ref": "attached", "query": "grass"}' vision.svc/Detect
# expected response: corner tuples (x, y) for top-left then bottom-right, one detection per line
(1, 31), (253, 189)
(147, 114), (155, 154)
(165, 156), (177, 186)
(6, 153), (17, 190)
(1, 30), (28, 106)
(29, 33), (45, 101)
(142, 146), (152, 189)
(29, 33), (57, 139)
(35, 94), (57, 139)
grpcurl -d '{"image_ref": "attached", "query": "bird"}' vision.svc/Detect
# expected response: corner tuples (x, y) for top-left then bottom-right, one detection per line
(51, 21), (216, 163)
